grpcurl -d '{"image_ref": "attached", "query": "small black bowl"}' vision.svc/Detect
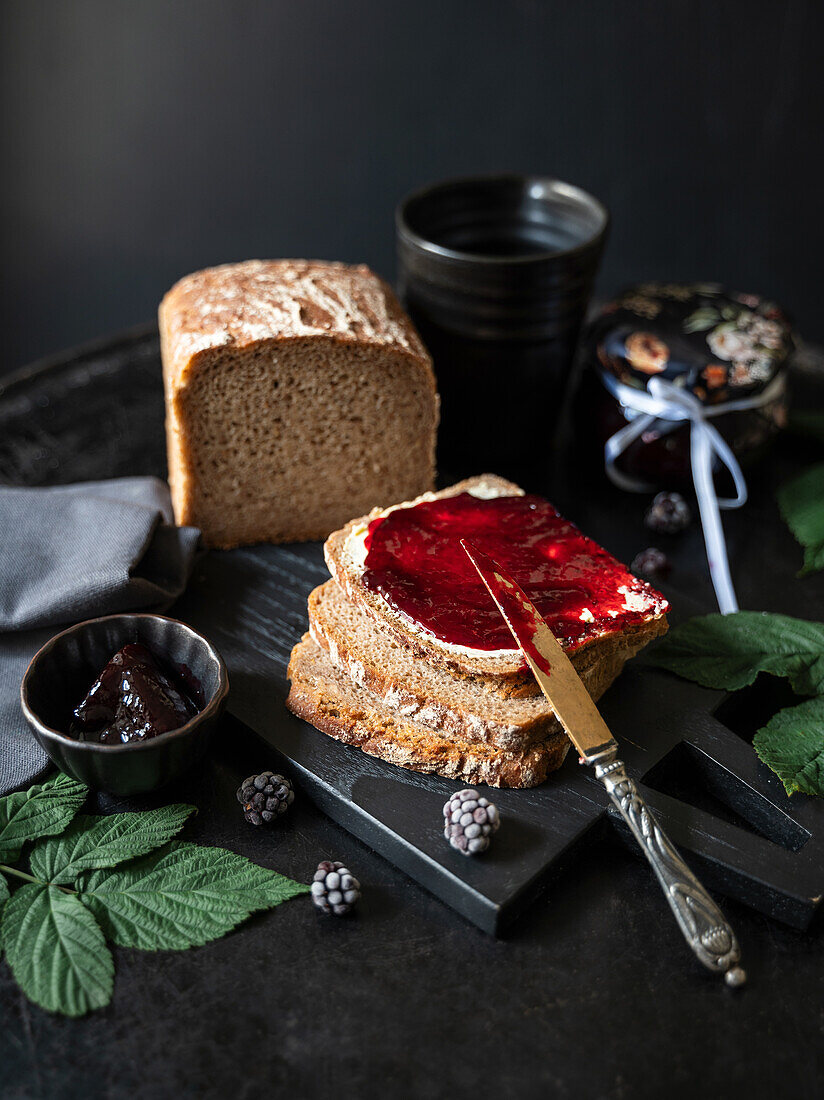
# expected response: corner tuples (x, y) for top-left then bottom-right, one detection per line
(21, 614), (229, 796)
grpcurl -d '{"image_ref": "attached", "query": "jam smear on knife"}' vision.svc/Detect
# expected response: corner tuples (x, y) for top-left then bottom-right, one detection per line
(460, 540), (553, 676)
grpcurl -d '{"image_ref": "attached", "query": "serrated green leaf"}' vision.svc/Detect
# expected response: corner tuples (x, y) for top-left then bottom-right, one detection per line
(2, 883), (113, 1017)
(646, 611), (824, 695)
(82, 842), (309, 951)
(30, 805), (196, 885)
(753, 698), (824, 797)
(777, 463), (824, 576)
(0, 773), (88, 863)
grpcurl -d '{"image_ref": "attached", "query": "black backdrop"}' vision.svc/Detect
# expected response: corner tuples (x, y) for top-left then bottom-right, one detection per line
(2, 0), (823, 374)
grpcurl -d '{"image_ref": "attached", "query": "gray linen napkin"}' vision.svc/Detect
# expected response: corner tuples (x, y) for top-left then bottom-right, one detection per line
(0, 478), (200, 794)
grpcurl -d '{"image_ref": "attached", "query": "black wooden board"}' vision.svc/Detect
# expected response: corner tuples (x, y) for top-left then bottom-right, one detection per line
(2, 325), (824, 935)
(171, 542), (824, 934)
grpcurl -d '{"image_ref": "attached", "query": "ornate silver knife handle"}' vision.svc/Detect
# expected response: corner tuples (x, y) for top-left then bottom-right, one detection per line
(595, 757), (746, 987)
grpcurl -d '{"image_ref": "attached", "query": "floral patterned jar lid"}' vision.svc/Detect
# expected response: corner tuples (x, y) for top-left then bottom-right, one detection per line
(587, 282), (793, 404)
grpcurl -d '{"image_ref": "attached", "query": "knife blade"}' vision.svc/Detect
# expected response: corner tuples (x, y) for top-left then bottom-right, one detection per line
(459, 539), (617, 766)
(460, 538), (746, 986)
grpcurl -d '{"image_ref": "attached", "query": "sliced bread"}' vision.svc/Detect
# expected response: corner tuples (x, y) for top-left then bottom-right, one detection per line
(286, 636), (569, 788)
(160, 259), (439, 549)
(308, 579), (638, 750)
(324, 474), (668, 686)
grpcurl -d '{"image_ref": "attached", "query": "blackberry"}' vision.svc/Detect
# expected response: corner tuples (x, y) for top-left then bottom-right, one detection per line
(631, 547), (671, 579)
(236, 771), (294, 825)
(645, 491), (692, 534)
(311, 861), (361, 915)
(443, 789), (500, 855)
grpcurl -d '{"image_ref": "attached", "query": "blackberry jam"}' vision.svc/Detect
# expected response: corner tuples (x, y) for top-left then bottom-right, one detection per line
(72, 643), (200, 744)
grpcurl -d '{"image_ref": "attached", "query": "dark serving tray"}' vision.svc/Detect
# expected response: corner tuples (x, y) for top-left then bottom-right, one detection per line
(2, 325), (824, 933)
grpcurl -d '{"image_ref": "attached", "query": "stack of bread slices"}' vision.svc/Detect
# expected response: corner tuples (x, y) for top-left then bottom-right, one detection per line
(287, 475), (668, 788)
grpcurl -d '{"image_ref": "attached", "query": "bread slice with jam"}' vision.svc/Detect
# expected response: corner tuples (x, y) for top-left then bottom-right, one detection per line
(288, 474), (669, 787)
(307, 579), (633, 751)
(323, 475), (669, 691)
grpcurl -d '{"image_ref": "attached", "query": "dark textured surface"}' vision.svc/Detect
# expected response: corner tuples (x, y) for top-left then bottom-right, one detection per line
(1, 332), (824, 1098)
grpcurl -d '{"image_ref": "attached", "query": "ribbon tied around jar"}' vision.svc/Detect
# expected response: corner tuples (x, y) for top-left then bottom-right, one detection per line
(600, 371), (785, 614)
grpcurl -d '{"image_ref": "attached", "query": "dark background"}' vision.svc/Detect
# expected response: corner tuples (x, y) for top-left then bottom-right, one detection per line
(2, 0), (823, 375)
(3, 8), (824, 1097)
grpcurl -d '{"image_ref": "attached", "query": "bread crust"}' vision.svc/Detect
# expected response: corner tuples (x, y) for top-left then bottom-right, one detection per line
(308, 580), (553, 749)
(308, 578), (649, 751)
(286, 636), (570, 788)
(160, 259), (433, 387)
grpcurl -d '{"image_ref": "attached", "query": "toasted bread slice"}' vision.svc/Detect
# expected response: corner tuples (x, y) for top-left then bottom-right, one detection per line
(308, 579), (641, 751)
(286, 636), (569, 788)
(324, 474), (668, 687)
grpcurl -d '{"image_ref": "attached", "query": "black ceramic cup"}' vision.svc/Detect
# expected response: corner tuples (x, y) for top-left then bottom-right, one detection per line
(396, 174), (609, 479)
(21, 614), (229, 796)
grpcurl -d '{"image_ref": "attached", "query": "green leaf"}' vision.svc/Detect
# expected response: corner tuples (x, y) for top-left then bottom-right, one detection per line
(2, 883), (113, 1017)
(646, 611), (824, 695)
(30, 805), (196, 885)
(753, 698), (824, 797)
(777, 464), (824, 576)
(0, 773), (88, 863)
(82, 842), (309, 951)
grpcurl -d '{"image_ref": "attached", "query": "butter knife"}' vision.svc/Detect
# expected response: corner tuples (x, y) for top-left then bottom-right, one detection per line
(461, 539), (746, 987)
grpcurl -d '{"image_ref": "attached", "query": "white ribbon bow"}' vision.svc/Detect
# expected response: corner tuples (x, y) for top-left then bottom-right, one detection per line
(600, 372), (784, 615)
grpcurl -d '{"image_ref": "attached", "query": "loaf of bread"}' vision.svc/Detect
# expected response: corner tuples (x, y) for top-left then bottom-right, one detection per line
(159, 260), (439, 548)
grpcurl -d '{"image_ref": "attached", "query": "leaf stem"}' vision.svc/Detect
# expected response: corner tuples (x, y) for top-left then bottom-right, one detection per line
(0, 864), (76, 893)
(0, 863), (40, 884)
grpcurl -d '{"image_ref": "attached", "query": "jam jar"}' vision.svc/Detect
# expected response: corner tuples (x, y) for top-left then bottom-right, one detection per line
(579, 283), (793, 491)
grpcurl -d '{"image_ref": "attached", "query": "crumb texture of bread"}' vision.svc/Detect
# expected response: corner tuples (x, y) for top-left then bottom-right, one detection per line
(159, 260), (438, 548)
(286, 636), (569, 788)
(308, 579), (640, 750)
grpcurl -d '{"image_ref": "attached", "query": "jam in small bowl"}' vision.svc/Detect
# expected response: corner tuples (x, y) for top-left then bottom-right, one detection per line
(21, 614), (229, 796)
